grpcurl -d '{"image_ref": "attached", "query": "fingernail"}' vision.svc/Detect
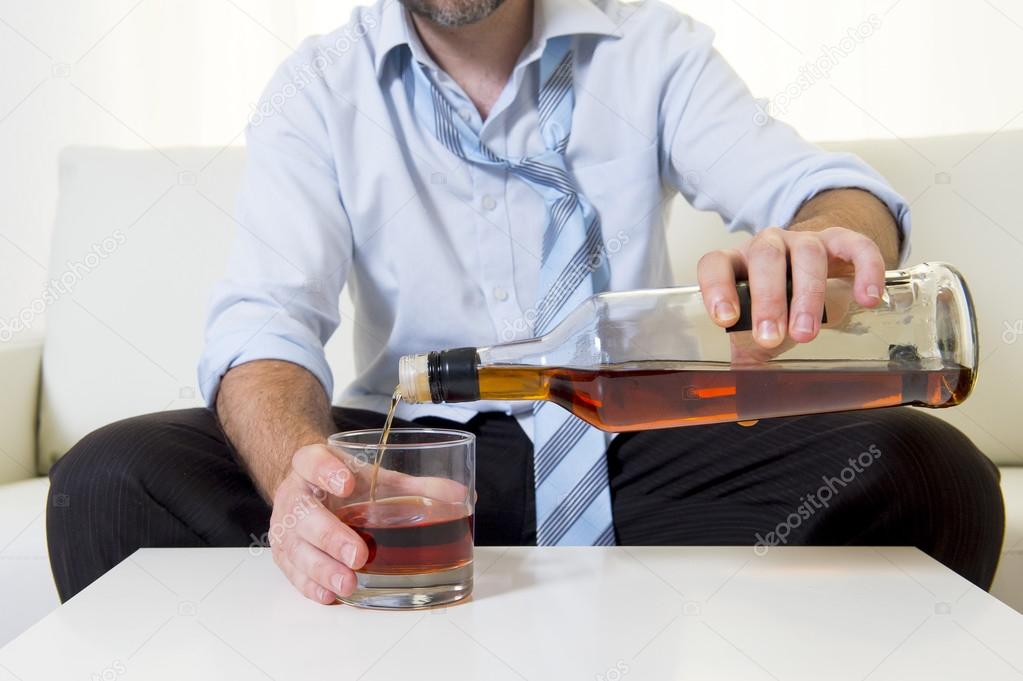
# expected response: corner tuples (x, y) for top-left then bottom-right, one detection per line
(324, 469), (349, 494)
(714, 301), (738, 322)
(794, 313), (814, 335)
(757, 319), (780, 344)
(340, 543), (358, 568)
(866, 285), (882, 301)
(316, 586), (328, 602)
(331, 573), (345, 594)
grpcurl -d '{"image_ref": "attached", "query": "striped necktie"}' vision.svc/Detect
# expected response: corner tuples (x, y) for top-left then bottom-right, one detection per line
(405, 36), (616, 547)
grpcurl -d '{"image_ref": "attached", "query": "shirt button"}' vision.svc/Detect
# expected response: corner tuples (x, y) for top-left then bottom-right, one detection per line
(458, 108), (472, 122)
(481, 195), (497, 211)
(493, 286), (509, 302)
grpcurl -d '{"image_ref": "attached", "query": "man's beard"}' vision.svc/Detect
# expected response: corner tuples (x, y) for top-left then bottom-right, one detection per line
(400, 0), (507, 27)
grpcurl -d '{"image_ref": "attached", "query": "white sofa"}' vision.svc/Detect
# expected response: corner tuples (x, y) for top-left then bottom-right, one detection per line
(1, 132), (1021, 646)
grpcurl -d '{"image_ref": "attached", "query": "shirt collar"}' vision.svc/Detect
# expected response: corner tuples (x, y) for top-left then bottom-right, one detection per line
(372, 0), (621, 78)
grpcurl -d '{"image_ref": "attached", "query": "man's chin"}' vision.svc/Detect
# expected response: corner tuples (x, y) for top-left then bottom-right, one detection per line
(400, 0), (507, 27)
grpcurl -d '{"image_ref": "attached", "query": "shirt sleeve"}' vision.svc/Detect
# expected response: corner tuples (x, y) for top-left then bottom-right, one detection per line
(198, 47), (352, 406)
(655, 10), (911, 263)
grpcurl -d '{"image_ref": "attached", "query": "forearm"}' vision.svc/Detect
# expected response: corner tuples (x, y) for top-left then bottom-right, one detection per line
(789, 188), (901, 268)
(215, 359), (335, 500)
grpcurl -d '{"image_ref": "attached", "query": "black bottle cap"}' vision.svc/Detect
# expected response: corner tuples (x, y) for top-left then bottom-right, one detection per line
(427, 347), (480, 403)
(726, 279), (828, 334)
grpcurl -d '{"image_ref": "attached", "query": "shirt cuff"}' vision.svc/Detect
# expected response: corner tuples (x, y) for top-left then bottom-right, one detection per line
(198, 333), (335, 408)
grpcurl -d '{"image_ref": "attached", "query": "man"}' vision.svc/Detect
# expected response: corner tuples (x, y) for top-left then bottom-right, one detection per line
(48, 0), (1003, 603)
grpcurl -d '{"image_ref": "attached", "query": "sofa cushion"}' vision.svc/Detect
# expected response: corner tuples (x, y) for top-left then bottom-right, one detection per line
(0, 477), (57, 647)
(38, 146), (355, 469)
(0, 342), (42, 483)
(992, 466), (1023, 612)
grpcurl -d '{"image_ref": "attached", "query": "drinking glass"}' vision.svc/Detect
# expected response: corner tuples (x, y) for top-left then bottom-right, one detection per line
(326, 428), (475, 609)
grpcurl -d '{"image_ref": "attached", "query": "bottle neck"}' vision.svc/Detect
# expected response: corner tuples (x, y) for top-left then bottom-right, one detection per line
(399, 348), (480, 403)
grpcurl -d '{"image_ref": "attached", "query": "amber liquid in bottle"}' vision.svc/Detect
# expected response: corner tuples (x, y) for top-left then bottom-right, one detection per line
(473, 361), (974, 432)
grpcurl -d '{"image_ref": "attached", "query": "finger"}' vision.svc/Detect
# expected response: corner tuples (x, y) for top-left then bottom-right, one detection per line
(818, 227), (886, 307)
(283, 536), (358, 599)
(728, 331), (798, 365)
(292, 444), (356, 497)
(294, 501), (369, 570)
(745, 227), (789, 348)
(787, 233), (829, 342)
(697, 249), (744, 327)
(272, 541), (338, 605)
(328, 448), (376, 487)
(269, 476), (323, 547)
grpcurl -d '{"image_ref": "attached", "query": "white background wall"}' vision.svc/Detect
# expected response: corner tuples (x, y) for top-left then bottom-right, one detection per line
(1, 0), (1022, 327)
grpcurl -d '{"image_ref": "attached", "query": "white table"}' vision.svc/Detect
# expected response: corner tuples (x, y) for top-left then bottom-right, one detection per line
(2, 546), (1022, 680)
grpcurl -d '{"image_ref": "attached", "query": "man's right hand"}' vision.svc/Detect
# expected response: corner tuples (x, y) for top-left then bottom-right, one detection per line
(269, 444), (369, 604)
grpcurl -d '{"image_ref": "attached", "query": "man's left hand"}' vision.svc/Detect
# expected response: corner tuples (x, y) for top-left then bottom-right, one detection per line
(697, 225), (888, 348)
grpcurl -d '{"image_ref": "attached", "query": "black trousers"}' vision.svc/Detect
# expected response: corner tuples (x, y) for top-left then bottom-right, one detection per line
(47, 406), (1005, 602)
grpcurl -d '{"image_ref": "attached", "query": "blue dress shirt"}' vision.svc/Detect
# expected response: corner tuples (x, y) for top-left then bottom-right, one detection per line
(198, 0), (911, 432)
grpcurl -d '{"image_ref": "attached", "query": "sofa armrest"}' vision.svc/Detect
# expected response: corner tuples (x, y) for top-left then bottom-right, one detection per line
(0, 340), (42, 484)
